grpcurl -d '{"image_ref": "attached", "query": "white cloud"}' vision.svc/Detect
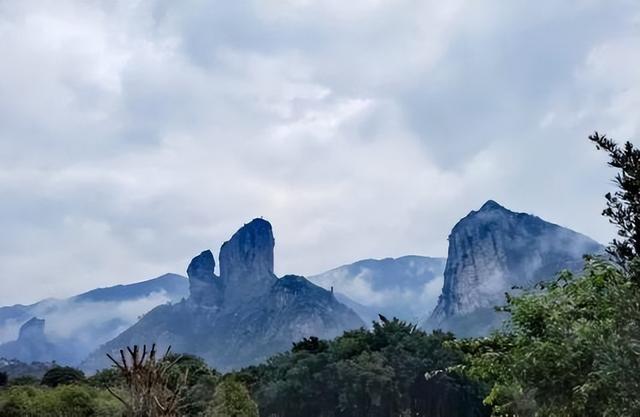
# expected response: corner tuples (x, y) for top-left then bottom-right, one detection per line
(0, 0), (637, 304)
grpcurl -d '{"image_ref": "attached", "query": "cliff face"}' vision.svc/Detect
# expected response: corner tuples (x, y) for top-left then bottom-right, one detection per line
(84, 219), (363, 372)
(218, 219), (278, 306)
(187, 250), (223, 308)
(424, 200), (602, 336)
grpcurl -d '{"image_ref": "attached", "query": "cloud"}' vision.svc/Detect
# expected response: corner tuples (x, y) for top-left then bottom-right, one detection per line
(0, 0), (637, 304)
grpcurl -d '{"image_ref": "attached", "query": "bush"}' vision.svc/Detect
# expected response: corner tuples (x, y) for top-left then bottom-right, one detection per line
(8, 376), (39, 386)
(0, 384), (123, 417)
(458, 260), (640, 417)
(41, 366), (85, 387)
(206, 379), (258, 417)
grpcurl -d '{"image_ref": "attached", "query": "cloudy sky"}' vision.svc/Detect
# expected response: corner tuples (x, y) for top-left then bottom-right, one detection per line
(0, 0), (638, 305)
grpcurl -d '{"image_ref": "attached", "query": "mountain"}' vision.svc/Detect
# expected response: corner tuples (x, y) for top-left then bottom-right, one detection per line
(83, 219), (363, 372)
(0, 274), (188, 365)
(310, 256), (446, 324)
(0, 318), (69, 364)
(423, 200), (603, 337)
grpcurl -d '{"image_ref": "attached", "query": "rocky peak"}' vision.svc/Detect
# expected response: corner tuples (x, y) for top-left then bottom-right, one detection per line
(219, 218), (277, 305)
(18, 318), (45, 341)
(478, 199), (504, 212)
(188, 250), (216, 280)
(187, 250), (223, 308)
(426, 200), (602, 336)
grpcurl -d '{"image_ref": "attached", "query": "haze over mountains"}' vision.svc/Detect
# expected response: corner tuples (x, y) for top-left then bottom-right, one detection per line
(0, 274), (188, 364)
(0, 201), (604, 370)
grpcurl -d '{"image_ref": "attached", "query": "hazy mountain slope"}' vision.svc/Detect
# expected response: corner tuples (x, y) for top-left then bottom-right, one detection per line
(83, 219), (363, 372)
(0, 318), (71, 364)
(72, 273), (188, 303)
(310, 256), (446, 323)
(0, 274), (188, 364)
(423, 200), (603, 337)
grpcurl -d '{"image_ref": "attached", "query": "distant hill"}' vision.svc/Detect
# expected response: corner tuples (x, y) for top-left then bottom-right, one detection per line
(0, 274), (188, 365)
(72, 274), (188, 303)
(423, 200), (603, 336)
(310, 256), (446, 324)
(0, 357), (54, 380)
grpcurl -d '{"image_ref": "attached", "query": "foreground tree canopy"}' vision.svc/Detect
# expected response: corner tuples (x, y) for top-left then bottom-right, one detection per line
(238, 320), (488, 417)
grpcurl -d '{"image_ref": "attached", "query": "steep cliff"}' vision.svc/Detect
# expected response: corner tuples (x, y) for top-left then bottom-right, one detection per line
(424, 200), (603, 336)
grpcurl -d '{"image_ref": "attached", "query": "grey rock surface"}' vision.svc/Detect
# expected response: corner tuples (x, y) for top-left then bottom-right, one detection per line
(423, 200), (603, 336)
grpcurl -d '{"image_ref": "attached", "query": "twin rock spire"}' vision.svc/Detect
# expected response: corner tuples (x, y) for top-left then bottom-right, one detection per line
(187, 218), (278, 309)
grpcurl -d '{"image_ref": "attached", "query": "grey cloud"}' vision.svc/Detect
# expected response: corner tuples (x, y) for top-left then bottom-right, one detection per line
(0, 0), (637, 305)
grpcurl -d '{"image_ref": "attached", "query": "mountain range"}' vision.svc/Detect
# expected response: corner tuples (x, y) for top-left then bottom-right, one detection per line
(82, 218), (363, 372)
(0, 201), (604, 370)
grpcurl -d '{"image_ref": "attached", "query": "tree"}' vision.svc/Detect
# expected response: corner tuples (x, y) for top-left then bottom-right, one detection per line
(87, 367), (124, 388)
(41, 366), (85, 387)
(292, 336), (328, 354)
(8, 376), (38, 386)
(456, 260), (640, 417)
(164, 353), (219, 417)
(248, 318), (487, 417)
(105, 344), (187, 417)
(589, 132), (640, 272)
(206, 379), (258, 417)
(0, 372), (7, 387)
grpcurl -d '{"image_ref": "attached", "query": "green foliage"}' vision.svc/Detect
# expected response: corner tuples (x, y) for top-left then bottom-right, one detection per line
(457, 259), (640, 417)
(205, 379), (258, 417)
(244, 318), (488, 417)
(41, 366), (86, 387)
(292, 336), (329, 354)
(0, 384), (123, 417)
(589, 132), (640, 271)
(8, 376), (39, 386)
(87, 367), (124, 388)
(165, 353), (220, 416)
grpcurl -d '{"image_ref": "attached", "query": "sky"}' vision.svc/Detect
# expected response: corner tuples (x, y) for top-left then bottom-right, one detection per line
(0, 0), (638, 305)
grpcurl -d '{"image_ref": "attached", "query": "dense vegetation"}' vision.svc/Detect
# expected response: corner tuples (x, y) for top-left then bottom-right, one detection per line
(0, 383), (122, 417)
(0, 324), (486, 417)
(238, 320), (488, 417)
